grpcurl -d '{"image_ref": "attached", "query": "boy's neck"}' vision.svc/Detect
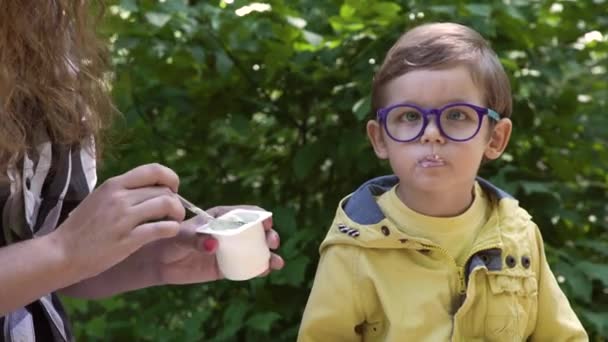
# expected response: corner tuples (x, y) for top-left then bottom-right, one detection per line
(395, 182), (475, 217)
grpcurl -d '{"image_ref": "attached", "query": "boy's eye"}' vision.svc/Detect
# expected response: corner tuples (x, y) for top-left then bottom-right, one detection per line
(445, 110), (467, 120)
(399, 111), (421, 122)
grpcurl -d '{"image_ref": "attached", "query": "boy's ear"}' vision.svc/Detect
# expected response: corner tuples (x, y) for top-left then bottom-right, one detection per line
(484, 118), (512, 160)
(367, 120), (389, 159)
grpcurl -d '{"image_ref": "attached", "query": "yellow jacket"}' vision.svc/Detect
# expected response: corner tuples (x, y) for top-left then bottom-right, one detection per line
(298, 176), (588, 341)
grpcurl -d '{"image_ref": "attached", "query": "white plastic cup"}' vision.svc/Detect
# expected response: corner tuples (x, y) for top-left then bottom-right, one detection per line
(196, 209), (272, 281)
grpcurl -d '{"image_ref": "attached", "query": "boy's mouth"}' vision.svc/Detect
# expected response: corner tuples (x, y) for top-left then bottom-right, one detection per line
(418, 154), (446, 168)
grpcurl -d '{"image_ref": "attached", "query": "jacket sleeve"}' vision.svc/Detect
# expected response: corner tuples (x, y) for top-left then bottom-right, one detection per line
(530, 227), (589, 341)
(297, 245), (364, 342)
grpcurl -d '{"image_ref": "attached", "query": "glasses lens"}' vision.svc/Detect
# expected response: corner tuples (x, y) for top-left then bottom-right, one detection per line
(385, 105), (424, 141)
(439, 105), (481, 140)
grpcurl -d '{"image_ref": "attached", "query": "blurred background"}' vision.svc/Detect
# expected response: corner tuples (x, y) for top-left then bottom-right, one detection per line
(63, 0), (608, 340)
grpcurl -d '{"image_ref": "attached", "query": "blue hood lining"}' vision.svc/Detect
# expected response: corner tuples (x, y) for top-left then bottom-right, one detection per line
(342, 175), (513, 225)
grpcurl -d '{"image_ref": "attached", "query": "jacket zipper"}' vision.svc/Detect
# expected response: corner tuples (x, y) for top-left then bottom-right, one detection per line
(418, 243), (466, 294)
(451, 244), (503, 341)
(418, 243), (502, 294)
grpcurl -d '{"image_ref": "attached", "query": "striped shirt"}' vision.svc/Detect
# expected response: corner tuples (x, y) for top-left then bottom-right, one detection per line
(1, 135), (97, 342)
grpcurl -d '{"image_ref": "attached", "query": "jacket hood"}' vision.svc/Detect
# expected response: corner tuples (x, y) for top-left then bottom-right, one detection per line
(321, 175), (529, 252)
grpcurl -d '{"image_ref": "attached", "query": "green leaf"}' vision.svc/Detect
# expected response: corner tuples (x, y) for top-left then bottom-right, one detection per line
(372, 2), (402, 16)
(339, 4), (356, 18)
(328, 17), (365, 32)
(578, 261), (608, 286)
(145, 12), (172, 28)
(213, 299), (252, 340)
(576, 240), (608, 257)
(270, 255), (310, 286)
(429, 5), (456, 15)
(61, 297), (89, 314)
(519, 181), (550, 195)
(303, 30), (323, 47)
(229, 114), (249, 136)
(161, 0), (189, 13)
(499, 57), (518, 72)
(272, 206), (297, 235)
(352, 96), (371, 121)
(119, 0), (138, 12)
(554, 261), (592, 303)
(86, 316), (107, 339)
(215, 51), (234, 75)
(246, 312), (282, 332)
(579, 309), (608, 337)
(293, 142), (323, 179)
(99, 297), (127, 311)
(501, 4), (526, 22)
(190, 46), (206, 64)
(466, 4), (492, 17)
(183, 313), (207, 341)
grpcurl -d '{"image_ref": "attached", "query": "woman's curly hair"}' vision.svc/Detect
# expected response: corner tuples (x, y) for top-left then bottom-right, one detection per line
(0, 0), (115, 174)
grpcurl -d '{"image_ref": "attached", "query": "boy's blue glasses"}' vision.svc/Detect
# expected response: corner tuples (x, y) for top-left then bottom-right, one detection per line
(376, 102), (501, 142)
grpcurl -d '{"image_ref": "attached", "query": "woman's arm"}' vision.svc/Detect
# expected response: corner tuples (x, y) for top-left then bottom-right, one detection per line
(0, 233), (77, 315)
(1, 164), (186, 313)
(60, 210), (284, 299)
(58, 240), (158, 299)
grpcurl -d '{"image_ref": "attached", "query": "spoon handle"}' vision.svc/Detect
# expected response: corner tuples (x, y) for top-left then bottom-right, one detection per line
(176, 194), (215, 221)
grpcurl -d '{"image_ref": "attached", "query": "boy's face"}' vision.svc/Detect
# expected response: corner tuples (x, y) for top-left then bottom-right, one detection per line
(367, 65), (512, 196)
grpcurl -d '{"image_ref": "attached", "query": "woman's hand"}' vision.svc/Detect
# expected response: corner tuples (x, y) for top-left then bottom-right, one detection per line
(142, 205), (285, 285)
(52, 163), (185, 283)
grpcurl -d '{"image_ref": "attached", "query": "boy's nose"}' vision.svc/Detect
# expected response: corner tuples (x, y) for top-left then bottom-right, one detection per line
(420, 120), (446, 144)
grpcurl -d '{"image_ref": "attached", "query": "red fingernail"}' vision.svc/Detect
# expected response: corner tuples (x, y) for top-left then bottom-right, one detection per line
(202, 238), (217, 252)
(263, 217), (273, 229)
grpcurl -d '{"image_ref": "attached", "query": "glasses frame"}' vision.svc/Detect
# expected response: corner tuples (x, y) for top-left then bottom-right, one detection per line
(376, 102), (501, 142)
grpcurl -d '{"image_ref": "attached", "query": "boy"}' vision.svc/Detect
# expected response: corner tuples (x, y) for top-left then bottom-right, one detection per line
(298, 22), (587, 341)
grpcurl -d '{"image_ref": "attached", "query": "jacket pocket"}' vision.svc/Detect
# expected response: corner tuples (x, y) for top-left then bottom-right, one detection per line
(484, 273), (537, 341)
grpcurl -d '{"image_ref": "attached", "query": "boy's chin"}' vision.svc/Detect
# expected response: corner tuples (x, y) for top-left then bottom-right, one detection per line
(398, 176), (446, 191)
(399, 171), (469, 190)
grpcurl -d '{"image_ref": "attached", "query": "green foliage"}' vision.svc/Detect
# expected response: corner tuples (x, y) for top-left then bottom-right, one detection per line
(63, 0), (608, 340)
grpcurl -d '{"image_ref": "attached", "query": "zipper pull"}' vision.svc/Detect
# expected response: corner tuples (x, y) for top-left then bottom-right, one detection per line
(458, 268), (466, 294)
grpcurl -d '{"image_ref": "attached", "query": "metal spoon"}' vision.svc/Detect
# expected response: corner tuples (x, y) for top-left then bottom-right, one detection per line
(176, 194), (246, 226)
(176, 194), (216, 222)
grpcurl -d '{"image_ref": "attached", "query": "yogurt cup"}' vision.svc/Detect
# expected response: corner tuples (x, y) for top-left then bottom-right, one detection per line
(196, 209), (272, 281)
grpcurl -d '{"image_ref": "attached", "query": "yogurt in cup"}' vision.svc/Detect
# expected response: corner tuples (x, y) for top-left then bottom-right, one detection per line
(196, 209), (272, 281)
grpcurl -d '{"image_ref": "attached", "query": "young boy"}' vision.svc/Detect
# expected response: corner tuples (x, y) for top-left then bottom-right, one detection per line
(298, 22), (587, 341)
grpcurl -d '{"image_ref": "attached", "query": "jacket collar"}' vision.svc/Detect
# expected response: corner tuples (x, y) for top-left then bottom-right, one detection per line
(336, 175), (520, 253)
(342, 174), (514, 226)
